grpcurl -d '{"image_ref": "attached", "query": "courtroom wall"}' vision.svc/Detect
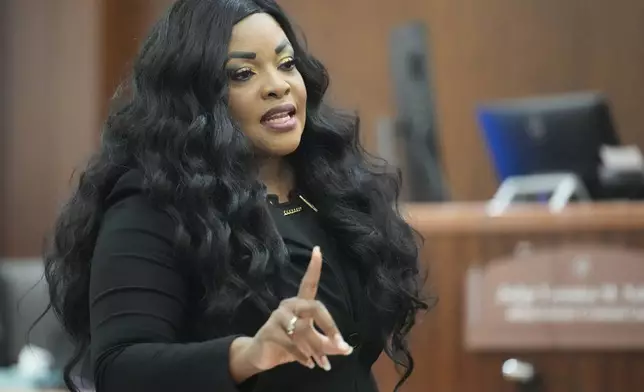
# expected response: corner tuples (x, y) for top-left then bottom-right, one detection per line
(278, 0), (644, 200)
(1, 0), (100, 257)
(3, 0), (644, 256)
(108, 0), (644, 200)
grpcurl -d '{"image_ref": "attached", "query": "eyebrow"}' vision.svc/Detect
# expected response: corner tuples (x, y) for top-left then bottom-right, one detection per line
(275, 39), (292, 54)
(228, 51), (256, 60)
(227, 39), (292, 61)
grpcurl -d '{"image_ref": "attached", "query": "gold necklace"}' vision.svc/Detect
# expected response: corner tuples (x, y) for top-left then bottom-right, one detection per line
(298, 195), (318, 212)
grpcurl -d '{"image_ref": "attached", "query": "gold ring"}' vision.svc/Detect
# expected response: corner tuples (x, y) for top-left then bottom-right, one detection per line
(286, 316), (298, 336)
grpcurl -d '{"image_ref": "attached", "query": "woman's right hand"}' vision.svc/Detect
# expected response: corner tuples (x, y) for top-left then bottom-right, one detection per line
(229, 246), (353, 382)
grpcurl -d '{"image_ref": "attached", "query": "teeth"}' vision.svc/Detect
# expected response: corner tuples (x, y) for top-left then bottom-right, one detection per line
(265, 112), (291, 123)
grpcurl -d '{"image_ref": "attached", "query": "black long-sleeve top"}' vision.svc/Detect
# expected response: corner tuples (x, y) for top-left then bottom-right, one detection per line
(88, 170), (387, 392)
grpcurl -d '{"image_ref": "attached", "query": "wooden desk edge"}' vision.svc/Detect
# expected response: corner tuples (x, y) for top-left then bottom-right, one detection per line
(402, 201), (644, 234)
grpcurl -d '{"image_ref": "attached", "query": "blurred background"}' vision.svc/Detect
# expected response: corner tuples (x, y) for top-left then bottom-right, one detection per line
(3, 0), (644, 391)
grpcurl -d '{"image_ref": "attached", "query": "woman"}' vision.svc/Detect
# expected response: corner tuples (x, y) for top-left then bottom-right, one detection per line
(44, 0), (430, 391)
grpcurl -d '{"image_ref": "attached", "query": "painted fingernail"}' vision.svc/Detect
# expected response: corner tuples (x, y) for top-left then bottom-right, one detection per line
(338, 341), (351, 351)
(333, 334), (352, 354)
(313, 246), (321, 255)
(321, 356), (331, 371)
(313, 356), (324, 369)
(307, 359), (315, 369)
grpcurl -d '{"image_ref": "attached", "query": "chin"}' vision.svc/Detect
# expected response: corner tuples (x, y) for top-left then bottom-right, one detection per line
(266, 141), (301, 157)
(258, 133), (302, 157)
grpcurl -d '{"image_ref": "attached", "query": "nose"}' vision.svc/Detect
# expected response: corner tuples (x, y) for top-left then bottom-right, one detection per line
(261, 71), (290, 100)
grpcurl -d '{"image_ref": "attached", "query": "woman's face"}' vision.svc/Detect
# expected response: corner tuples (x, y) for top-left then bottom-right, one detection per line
(226, 13), (307, 157)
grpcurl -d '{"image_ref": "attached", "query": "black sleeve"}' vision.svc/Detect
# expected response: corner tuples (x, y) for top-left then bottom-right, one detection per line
(89, 194), (241, 392)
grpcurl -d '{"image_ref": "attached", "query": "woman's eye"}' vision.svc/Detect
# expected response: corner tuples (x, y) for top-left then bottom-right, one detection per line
(229, 68), (255, 82)
(279, 58), (296, 71)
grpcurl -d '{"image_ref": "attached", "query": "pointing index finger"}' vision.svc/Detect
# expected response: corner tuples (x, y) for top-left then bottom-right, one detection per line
(298, 246), (322, 299)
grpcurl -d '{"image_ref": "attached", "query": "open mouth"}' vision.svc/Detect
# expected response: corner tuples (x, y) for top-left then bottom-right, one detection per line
(261, 103), (296, 123)
(260, 103), (297, 130)
(261, 109), (295, 125)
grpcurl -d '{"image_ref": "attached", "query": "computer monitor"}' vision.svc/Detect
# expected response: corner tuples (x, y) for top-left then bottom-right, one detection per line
(477, 92), (620, 198)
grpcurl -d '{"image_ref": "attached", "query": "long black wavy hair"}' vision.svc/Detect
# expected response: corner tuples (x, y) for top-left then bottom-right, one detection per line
(44, 0), (431, 390)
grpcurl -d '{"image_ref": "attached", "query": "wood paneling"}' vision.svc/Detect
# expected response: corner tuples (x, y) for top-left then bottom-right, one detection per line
(279, 0), (644, 201)
(6, 0), (644, 255)
(0, 0), (100, 257)
(372, 202), (644, 392)
(0, 0), (169, 257)
(100, 0), (173, 117)
(101, 0), (144, 118)
(1, 0), (8, 233)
